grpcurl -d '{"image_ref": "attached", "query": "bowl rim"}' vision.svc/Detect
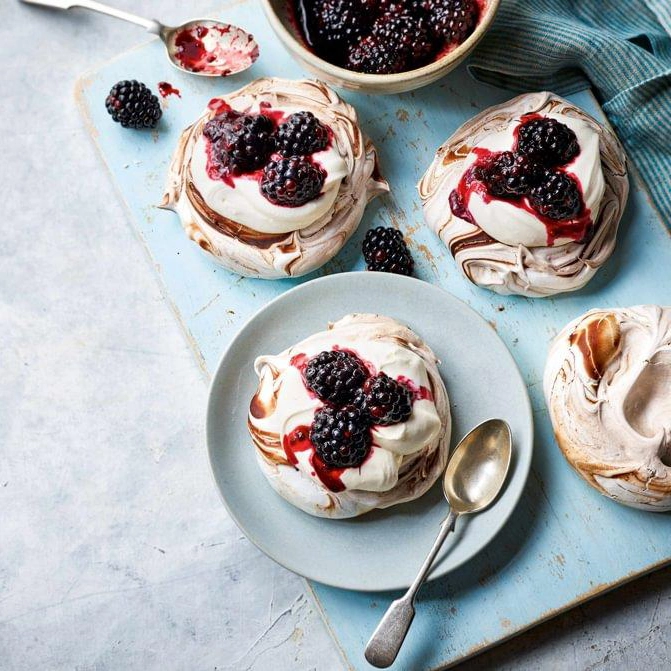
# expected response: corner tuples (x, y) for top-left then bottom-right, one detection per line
(260, 0), (501, 85)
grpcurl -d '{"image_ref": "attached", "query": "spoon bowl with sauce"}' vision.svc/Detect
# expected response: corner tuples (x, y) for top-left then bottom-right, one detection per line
(21, 0), (259, 77)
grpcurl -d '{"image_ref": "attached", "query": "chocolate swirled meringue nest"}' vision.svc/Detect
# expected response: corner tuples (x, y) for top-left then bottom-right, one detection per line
(248, 314), (451, 518)
(544, 306), (671, 511)
(419, 92), (629, 297)
(162, 78), (388, 278)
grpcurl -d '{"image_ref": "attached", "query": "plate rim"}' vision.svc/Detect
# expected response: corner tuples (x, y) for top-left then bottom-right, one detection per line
(206, 271), (534, 591)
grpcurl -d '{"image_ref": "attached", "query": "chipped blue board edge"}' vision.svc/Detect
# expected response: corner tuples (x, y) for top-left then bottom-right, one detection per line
(75, 3), (671, 669)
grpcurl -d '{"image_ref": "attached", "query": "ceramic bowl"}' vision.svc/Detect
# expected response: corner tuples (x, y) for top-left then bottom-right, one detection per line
(260, 0), (501, 94)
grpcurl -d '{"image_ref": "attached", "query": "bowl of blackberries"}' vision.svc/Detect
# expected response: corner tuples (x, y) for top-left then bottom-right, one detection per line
(261, 0), (500, 93)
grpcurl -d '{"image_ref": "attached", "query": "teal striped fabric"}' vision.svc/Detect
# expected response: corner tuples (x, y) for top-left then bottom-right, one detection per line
(469, 0), (671, 226)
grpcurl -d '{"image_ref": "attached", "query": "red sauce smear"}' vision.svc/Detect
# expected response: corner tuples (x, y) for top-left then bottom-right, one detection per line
(283, 425), (345, 493)
(290, 353), (309, 376)
(450, 147), (592, 246)
(450, 114), (592, 246)
(207, 98), (233, 115)
(258, 101), (287, 126)
(174, 26), (211, 70)
(311, 454), (346, 493)
(172, 24), (259, 76)
(283, 425), (312, 464)
(158, 81), (181, 98)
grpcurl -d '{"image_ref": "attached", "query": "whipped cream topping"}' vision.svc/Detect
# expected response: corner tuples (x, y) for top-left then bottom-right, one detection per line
(419, 92), (628, 297)
(190, 106), (349, 235)
(162, 78), (389, 279)
(544, 306), (671, 511)
(249, 314), (451, 518)
(454, 113), (605, 247)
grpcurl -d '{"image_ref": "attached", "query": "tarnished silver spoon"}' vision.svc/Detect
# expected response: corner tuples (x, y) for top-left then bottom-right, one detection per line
(365, 419), (513, 668)
(21, 0), (259, 77)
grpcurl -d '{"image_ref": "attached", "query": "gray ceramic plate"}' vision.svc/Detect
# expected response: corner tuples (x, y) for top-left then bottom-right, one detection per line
(207, 272), (533, 591)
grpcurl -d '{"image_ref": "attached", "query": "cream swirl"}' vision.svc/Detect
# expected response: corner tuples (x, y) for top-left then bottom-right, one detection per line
(248, 314), (451, 518)
(544, 306), (671, 511)
(419, 92), (628, 297)
(162, 78), (389, 279)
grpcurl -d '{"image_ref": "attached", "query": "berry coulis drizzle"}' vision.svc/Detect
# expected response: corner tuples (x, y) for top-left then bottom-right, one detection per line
(289, 352), (309, 374)
(172, 25), (258, 76)
(450, 146), (592, 246)
(158, 81), (181, 98)
(258, 101), (287, 126)
(283, 425), (346, 493)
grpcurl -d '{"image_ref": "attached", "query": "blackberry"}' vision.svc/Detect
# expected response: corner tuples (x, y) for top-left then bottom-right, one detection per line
(354, 373), (413, 425)
(206, 113), (275, 176)
(529, 171), (582, 220)
(310, 405), (372, 468)
(276, 111), (329, 157)
(313, 0), (377, 51)
(202, 110), (241, 142)
(362, 227), (414, 275)
(425, 0), (479, 46)
(347, 12), (435, 73)
(347, 34), (408, 74)
(449, 189), (473, 222)
(516, 117), (579, 167)
(105, 80), (162, 129)
(478, 152), (544, 197)
(372, 13), (436, 66)
(378, 0), (424, 16)
(305, 350), (369, 405)
(260, 156), (325, 207)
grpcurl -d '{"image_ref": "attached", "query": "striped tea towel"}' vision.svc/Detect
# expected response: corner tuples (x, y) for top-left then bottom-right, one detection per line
(469, 0), (671, 226)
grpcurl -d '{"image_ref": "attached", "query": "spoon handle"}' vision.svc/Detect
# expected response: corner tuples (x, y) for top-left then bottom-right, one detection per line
(21, 0), (160, 33)
(364, 510), (459, 668)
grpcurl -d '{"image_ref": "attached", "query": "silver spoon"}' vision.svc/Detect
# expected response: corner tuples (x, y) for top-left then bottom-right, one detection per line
(21, 0), (259, 77)
(364, 418), (512, 669)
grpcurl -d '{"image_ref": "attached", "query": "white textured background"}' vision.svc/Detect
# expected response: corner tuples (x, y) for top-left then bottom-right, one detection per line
(1, 1), (670, 669)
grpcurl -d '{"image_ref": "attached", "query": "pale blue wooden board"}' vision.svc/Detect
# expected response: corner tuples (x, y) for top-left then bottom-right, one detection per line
(76, 2), (671, 668)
